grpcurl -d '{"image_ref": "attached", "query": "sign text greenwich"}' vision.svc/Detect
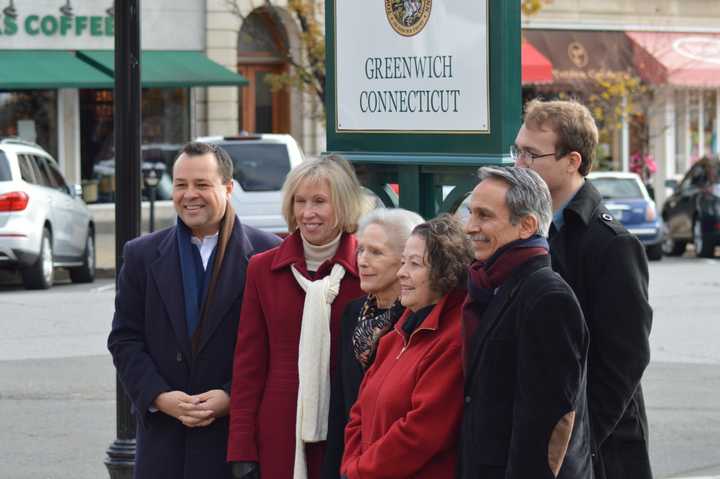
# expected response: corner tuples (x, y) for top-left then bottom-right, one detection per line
(360, 55), (460, 114)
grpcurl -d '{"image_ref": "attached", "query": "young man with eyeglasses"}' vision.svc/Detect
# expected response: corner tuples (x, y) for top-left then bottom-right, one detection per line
(513, 99), (653, 479)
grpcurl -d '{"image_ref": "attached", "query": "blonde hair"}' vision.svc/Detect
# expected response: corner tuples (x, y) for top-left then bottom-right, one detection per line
(281, 155), (369, 233)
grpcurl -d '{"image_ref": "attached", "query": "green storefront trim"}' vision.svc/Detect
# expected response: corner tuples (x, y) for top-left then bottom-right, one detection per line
(76, 50), (248, 88)
(0, 50), (114, 89)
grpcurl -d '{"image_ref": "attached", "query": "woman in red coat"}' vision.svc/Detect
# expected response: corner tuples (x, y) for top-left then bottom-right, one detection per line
(228, 155), (368, 479)
(341, 215), (474, 479)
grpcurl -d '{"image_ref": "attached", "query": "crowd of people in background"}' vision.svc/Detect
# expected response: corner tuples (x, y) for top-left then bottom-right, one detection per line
(108, 99), (653, 479)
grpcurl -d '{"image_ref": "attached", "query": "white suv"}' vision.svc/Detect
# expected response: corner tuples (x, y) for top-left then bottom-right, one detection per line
(0, 139), (95, 289)
(197, 134), (304, 234)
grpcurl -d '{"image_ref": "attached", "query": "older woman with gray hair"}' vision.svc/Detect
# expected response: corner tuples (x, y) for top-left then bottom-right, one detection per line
(322, 207), (424, 479)
(459, 166), (592, 479)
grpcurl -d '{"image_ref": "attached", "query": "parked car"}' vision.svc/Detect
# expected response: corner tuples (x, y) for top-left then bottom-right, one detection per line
(91, 143), (180, 203)
(587, 172), (664, 261)
(197, 134), (304, 234)
(661, 157), (720, 258)
(0, 138), (96, 289)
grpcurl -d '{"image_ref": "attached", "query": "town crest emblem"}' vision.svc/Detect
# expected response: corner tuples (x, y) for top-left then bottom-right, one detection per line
(385, 0), (432, 37)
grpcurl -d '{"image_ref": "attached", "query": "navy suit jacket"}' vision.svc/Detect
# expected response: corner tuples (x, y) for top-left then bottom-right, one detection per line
(108, 220), (280, 479)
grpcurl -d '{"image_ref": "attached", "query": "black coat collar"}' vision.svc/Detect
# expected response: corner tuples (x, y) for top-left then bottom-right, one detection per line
(464, 255), (550, 385)
(150, 221), (252, 358)
(562, 180), (603, 227)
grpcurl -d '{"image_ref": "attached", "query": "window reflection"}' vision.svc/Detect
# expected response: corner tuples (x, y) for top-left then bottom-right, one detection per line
(79, 88), (190, 203)
(0, 90), (58, 159)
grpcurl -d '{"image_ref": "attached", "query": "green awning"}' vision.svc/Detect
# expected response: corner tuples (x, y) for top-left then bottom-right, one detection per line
(77, 50), (249, 88)
(0, 50), (114, 90)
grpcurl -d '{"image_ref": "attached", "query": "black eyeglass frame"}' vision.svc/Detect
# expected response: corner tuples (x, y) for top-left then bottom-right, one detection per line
(509, 145), (560, 164)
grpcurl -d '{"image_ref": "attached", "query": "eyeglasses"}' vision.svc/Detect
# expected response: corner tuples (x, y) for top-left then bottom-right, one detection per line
(510, 145), (557, 165)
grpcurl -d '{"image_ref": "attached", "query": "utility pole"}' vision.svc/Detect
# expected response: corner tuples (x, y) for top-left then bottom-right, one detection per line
(105, 1), (141, 477)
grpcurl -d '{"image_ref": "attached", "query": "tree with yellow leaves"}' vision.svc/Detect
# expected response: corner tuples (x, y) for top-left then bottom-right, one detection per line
(521, 0), (554, 16)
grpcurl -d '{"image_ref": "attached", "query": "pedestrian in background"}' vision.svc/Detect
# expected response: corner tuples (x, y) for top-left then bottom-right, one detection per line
(227, 155), (368, 479)
(341, 214), (472, 479)
(107, 142), (280, 479)
(514, 99), (653, 479)
(322, 207), (424, 479)
(459, 166), (592, 478)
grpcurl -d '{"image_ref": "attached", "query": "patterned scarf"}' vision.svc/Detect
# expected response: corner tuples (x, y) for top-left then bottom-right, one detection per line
(352, 295), (405, 369)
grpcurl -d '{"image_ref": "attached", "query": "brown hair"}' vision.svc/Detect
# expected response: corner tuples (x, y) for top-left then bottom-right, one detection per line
(523, 99), (599, 176)
(411, 214), (474, 296)
(176, 142), (234, 183)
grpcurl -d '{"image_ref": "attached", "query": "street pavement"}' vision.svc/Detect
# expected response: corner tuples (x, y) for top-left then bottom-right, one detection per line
(0, 256), (719, 478)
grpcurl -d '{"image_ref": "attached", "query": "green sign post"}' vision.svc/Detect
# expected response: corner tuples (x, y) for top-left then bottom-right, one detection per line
(325, 0), (520, 218)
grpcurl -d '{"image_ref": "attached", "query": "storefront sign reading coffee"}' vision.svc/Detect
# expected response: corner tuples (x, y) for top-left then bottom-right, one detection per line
(335, 0), (489, 132)
(0, 14), (114, 37)
(0, 0), (201, 50)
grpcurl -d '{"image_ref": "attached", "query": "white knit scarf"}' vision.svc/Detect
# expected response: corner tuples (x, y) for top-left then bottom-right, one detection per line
(290, 262), (346, 479)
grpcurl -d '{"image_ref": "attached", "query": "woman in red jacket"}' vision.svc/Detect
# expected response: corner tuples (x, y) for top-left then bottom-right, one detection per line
(341, 214), (474, 479)
(228, 155), (368, 479)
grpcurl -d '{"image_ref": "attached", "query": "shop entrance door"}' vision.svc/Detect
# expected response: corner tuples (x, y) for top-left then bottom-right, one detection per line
(238, 64), (289, 134)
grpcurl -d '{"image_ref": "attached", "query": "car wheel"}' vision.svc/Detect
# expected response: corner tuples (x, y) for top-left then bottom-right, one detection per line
(70, 231), (96, 283)
(22, 228), (54, 290)
(693, 217), (715, 258)
(661, 224), (686, 256)
(646, 243), (663, 261)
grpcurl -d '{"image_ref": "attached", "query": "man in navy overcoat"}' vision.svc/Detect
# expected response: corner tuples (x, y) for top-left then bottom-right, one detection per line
(108, 142), (280, 479)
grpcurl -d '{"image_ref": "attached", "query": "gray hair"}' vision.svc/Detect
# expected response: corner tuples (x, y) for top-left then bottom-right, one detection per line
(477, 166), (553, 237)
(357, 208), (425, 254)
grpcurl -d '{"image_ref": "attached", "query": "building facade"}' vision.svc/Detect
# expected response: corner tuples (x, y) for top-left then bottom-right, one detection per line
(522, 0), (720, 207)
(0, 0), (324, 205)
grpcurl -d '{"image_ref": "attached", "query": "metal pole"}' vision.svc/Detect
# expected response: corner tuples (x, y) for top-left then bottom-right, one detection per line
(105, 0), (141, 477)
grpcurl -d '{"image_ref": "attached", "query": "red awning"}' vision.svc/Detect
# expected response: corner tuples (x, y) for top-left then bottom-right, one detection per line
(628, 31), (720, 87)
(522, 40), (553, 85)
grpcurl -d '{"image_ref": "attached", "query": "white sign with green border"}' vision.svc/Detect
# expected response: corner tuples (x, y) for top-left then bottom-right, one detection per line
(335, 0), (489, 133)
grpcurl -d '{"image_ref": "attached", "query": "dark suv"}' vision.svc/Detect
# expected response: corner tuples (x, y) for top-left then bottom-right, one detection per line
(661, 157), (720, 258)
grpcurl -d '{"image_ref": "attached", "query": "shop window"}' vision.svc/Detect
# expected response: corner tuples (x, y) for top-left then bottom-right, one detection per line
(0, 91), (58, 159)
(703, 90), (716, 158)
(688, 91), (701, 162)
(79, 88), (190, 203)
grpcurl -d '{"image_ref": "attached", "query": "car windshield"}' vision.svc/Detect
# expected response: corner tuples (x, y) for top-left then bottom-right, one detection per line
(0, 152), (10, 181)
(590, 177), (643, 200)
(222, 143), (291, 192)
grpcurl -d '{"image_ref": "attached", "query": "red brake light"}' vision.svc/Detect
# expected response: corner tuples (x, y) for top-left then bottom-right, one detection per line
(0, 191), (29, 211)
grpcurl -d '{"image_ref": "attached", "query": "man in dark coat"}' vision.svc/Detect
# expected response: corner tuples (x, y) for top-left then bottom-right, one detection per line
(460, 166), (592, 479)
(107, 142), (280, 479)
(515, 99), (653, 479)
